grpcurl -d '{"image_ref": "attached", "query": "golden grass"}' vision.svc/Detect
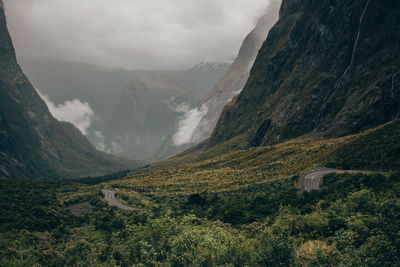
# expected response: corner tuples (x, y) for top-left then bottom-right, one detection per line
(103, 135), (352, 203)
(94, 120), (398, 207)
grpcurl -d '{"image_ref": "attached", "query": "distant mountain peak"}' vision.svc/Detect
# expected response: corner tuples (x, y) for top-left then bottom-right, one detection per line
(187, 62), (230, 72)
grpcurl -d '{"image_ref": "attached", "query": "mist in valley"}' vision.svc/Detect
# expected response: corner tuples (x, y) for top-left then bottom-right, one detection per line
(4, 0), (279, 160)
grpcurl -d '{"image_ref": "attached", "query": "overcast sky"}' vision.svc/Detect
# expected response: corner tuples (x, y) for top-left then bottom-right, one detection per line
(4, 0), (274, 70)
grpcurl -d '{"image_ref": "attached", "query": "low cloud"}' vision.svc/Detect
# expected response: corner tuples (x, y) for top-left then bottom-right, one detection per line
(92, 131), (106, 151)
(89, 131), (122, 154)
(167, 99), (191, 113)
(37, 90), (94, 135)
(110, 141), (122, 154)
(171, 1), (281, 147)
(173, 104), (209, 146)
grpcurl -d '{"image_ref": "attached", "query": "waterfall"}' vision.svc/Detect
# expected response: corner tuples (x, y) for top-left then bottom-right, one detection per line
(394, 70), (400, 119)
(335, 0), (371, 90)
(314, 0), (372, 131)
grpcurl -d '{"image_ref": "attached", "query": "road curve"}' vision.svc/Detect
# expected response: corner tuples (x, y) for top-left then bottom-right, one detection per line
(102, 189), (135, 210)
(301, 167), (341, 192)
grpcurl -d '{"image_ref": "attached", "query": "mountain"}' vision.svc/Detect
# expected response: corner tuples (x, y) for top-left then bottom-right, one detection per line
(151, 1), (281, 161)
(182, 62), (231, 93)
(210, 0), (400, 148)
(101, 75), (197, 158)
(1, 1), (400, 265)
(101, 63), (229, 159)
(0, 1), (142, 179)
(20, 60), (229, 160)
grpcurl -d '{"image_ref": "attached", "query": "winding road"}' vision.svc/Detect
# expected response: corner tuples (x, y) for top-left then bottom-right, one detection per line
(102, 189), (135, 210)
(301, 167), (341, 192)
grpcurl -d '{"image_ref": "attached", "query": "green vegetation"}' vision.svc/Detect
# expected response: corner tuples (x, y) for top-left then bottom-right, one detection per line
(1, 172), (399, 266)
(325, 120), (400, 171)
(74, 170), (134, 185)
(1, 121), (399, 266)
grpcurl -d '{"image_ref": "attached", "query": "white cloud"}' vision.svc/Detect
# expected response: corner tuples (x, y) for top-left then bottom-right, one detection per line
(173, 104), (209, 146)
(89, 131), (122, 154)
(4, 0), (272, 70)
(37, 90), (94, 135)
(92, 131), (106, 151)
(110, 142), (122, 154)
(168, 101), (191, 113)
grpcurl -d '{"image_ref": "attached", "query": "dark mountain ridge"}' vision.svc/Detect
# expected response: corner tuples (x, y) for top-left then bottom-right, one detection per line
(210, 0), (400, 148)
(152, 1), (281, 160)
(0, 0), (142, 179)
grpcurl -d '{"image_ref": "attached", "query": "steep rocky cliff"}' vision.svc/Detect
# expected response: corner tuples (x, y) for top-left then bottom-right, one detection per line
(210, 0), (400, 148)
(152, 1), (281, 160)
(0, 1), (141, 179)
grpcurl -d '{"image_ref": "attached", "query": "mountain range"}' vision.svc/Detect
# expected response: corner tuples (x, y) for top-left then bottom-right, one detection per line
(1, 0), (400, 265)
(21, 60), (229, 160)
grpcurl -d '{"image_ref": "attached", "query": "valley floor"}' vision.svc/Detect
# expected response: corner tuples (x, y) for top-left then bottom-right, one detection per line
(0, 120), (399, 266)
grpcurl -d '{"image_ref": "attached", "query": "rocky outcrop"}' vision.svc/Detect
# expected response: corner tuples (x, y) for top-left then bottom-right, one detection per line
(0, 1), (141, 179)
(210, 0), (400, 148)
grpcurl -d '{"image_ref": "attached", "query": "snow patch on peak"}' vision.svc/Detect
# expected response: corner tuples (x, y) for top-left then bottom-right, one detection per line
(192, 62), (229, 70)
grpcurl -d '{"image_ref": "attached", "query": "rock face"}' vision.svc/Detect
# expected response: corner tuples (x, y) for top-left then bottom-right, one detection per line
(0, 1), (141, 179)
(210, 0), (400, 148)
(152, 1), (281, 160)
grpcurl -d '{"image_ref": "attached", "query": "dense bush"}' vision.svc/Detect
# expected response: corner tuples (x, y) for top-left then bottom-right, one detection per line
(326, 120), (400, 171)
(1, 171), (400, 266)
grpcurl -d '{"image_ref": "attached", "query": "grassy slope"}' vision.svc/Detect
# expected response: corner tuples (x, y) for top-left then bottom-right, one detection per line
(109, 120), (399, 200)
(0, 120), (399, 266)
(324, 120), (400, 171)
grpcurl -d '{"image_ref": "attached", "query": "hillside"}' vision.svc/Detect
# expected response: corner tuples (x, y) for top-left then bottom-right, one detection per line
(0, 1), (142, 179)
(118, 120), (400, 196)
(152, 1), (281, 160)
(1, 120), (399, 266)
(210, 0), (400, 148)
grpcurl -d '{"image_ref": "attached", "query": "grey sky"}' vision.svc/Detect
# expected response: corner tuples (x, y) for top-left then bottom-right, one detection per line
(4, 0), (273, 70)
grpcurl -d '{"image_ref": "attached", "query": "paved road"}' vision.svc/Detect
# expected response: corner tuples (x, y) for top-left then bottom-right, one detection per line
(301, 167), (341, 192)
(102, 189), (135, 211)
